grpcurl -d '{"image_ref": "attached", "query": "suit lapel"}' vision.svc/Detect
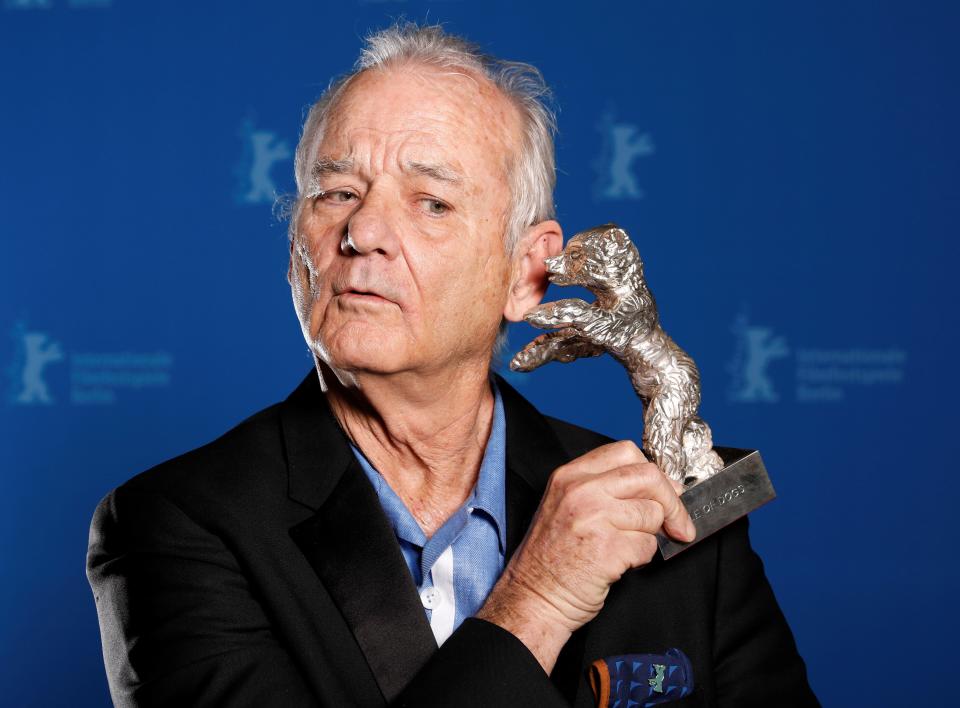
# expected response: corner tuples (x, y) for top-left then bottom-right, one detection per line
(280, 367), (594, 705)
(497, 375), (568, 564)
(283, 368), (437, 704)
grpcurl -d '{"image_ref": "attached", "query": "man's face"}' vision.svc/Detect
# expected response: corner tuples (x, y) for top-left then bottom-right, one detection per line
(289, 64), (522, 378)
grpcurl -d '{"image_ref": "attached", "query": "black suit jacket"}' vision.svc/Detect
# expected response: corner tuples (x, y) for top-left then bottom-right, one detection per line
(87, 367), (818, 707)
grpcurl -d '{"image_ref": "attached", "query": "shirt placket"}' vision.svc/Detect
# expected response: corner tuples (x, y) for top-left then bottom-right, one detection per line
(417, 499), (475, 646)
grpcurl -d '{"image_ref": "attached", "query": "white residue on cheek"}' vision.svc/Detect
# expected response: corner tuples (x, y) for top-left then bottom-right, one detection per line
(289, 235), (318, 343)
(288, 231), (359, 392)
(293, 235), (323, 302)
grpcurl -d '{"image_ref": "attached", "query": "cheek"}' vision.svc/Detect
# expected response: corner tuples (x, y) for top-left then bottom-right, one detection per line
(412, 256), (490, 328)
(292, 241), (340, 328)
(289, 246), (315, 316)
(452, 256), (511, 328)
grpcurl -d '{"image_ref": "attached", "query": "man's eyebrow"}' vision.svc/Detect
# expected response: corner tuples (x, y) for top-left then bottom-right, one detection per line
(403, 160), (464, 186)
(310, 156), (355, 180)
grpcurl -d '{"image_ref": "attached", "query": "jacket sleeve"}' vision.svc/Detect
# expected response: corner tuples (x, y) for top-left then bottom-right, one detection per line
(712, 515), (820, 707)
(86, 485), (319, 708)
(392, 617), (569, 707)
(88, 482), (817, 708)
(88, 483), (568, 708)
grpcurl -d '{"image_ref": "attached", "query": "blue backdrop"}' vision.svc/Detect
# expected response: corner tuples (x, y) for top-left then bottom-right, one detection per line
(2, 1), (957, 706)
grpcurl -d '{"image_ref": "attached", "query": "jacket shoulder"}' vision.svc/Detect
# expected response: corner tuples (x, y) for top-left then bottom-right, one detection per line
(541, 414), (617, 459)
(99, 399), (289, 518)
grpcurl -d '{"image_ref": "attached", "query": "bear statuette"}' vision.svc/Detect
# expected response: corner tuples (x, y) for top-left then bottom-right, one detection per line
(511, 222), (724, 487)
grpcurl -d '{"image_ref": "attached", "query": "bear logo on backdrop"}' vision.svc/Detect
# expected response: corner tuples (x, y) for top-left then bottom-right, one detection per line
(234, 116), (292, 206)
(5, 320), (173, 407)
(726, 308), (907, 405)
(593, 105), (655, 201)
(728, 312), (790, 403)
(7, 322), (63, 405)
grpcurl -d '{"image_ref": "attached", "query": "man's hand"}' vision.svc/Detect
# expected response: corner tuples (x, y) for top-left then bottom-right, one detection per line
(476, 440), (696, 673)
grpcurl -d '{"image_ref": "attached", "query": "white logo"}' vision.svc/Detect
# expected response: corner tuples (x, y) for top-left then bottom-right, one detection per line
(8, 322), (64, 405)
(727, 312), (790, 403)
(6, 321), (175, 406)
(235, 117), (291, 205)
(593, 107), (655, 200)
(727, 309), (906, 404)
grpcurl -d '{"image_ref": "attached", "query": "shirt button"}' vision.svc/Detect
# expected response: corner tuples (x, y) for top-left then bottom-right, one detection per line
(420, 586), (442, 610)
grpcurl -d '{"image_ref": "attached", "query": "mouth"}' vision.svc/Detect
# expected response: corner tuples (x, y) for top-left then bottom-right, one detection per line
(336, 288), (397, 306)
(332, 269), (403, 307)
(341, 290), (387, 300)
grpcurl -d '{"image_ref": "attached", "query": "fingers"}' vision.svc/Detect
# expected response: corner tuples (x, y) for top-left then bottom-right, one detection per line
(588, 460), (696, 543)
(604, 498), (665, 534)
(643, 467), (695, 542)
(668, 477), (685, 496)
(610, 529), (662, 571)
(555, 441), (695, 543)
(501, 439), (695, 635)
(559, 440), (648, 476)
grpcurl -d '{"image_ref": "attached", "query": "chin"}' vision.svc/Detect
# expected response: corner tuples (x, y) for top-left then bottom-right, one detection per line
(316, 324), (410, 376)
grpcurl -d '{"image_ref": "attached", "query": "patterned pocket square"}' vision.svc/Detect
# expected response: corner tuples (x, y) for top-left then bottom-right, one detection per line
(589, 648), (694, 707)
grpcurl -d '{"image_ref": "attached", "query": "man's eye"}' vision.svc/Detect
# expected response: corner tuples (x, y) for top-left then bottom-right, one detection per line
(317, 190), (358, 204)
(419, 198), (449, 216)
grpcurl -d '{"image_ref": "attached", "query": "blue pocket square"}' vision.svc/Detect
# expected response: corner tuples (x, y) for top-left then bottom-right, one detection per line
(588, 648), (694, 707)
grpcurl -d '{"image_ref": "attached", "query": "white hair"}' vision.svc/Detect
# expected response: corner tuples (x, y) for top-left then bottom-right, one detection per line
(280, 19), (559, 360)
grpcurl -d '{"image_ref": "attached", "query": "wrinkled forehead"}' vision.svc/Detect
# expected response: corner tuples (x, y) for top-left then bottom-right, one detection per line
(318, 63), (523, 184)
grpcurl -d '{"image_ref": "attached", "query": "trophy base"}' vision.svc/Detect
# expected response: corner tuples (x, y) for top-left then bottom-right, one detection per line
(656, 447), (776, 560)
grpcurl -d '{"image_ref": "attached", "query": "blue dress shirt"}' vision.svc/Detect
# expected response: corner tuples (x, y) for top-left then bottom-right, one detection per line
(350, 379), (507, 646)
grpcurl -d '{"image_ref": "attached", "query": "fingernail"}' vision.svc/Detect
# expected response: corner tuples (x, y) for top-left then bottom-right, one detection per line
(685, 519), (697, 540)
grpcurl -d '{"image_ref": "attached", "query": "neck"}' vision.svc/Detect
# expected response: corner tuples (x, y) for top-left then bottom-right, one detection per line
(320, 357), (496, 536)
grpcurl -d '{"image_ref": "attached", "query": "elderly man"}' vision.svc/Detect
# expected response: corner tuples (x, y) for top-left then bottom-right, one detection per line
(87, 21), (818, 708)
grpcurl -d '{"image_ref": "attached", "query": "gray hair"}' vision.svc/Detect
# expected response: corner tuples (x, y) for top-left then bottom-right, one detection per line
(281, 19), (559, 360)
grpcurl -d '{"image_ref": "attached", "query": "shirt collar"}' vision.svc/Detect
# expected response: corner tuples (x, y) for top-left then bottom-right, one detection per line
(471, 377), (507, 554)
(350, 377), (507, 554)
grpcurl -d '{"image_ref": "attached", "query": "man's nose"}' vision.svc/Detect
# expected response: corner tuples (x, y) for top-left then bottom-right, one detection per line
(342, 191), (400, 259)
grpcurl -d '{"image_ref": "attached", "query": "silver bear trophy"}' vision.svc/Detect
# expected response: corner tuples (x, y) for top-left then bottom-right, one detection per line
(511, 223), (724, 488)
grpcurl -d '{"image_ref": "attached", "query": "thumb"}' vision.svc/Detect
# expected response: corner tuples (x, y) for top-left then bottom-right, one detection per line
(664, 477), (696, 542)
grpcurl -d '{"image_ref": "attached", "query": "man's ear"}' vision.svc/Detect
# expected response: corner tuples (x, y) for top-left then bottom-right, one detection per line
(503, 219), (563, 322)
